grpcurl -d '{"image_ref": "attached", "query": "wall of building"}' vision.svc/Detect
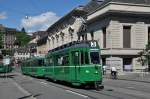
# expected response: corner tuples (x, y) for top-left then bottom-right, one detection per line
(37, 44), (48, 55)
(86, 15), (150, 72)
(47, 17), (85, 50)
(14, 52), (30, 61)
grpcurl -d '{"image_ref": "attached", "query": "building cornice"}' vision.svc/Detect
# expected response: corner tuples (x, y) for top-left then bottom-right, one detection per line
(88, 0), (150, 16)
(87, 2), (150, 22)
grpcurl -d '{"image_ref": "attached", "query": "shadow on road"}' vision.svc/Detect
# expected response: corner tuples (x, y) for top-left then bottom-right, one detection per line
(18, 93), (42, 99)
(0, 74), (16, 78)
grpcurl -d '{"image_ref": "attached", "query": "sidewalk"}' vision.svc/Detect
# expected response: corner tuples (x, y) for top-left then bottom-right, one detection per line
(103, 72), (150, 83)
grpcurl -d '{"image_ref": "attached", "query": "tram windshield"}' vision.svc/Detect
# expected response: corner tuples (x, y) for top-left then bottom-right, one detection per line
(90, 52), (100, 64)
(38, 59), (45, 66)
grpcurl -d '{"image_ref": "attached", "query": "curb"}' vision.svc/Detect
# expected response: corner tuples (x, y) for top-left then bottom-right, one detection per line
(104, 77), (150, 83)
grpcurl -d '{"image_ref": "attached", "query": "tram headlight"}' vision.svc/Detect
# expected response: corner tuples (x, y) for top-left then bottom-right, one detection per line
(85, 70), (90, 73)
(95, 71), (98, 74)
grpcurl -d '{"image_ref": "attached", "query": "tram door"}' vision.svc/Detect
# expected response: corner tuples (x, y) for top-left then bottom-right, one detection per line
(72, 51), (80, 80)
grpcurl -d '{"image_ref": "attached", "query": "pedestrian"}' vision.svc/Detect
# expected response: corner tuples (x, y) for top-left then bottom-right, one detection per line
(103, 65), (107, 75)
(111, 66), (117, 79)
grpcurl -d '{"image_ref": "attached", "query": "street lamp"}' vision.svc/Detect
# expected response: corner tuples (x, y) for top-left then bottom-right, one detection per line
(108, 30), (112, 58)
(107, 30), (113, 70)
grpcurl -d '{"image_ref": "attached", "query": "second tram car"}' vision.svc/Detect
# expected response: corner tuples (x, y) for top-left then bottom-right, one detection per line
(21, 57), (46, 77)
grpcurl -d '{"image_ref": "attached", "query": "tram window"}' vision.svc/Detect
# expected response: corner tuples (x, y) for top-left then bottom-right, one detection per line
(72, 51), (80, 65)
(57, 57), (62, 66)
(37, 59), (44, 66)
(46, 56), (53, 66)
(90, 52), (100, 64)
(81, 52), (84, 64)
(48, 58), (53, 66)
(62, 56), (69, 66)
(85, 52), (89, 64)
(81, 51), (89, 65)
(30, 60), (38, 66)
(55, 56), (63, 66)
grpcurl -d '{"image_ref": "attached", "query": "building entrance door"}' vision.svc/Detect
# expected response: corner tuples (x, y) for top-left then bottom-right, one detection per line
(123, 58), (132, 71)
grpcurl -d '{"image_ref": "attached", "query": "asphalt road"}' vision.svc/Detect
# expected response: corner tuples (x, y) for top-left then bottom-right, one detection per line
(0, 73), (150, 99)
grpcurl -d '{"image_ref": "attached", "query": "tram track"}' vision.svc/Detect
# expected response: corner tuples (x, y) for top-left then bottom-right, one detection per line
(38, 78), (150, 99)
(36, 80), (98, 99)
(89, 89), (146, 99)
(104, 81), (150, 94)
(88, 90), (123, 99)
(34, 78), (125, 99)
(14, 74), (150, 99)
(102, 85), (150, 99)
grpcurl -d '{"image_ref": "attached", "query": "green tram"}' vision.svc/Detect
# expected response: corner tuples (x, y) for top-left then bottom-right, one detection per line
(45, 40), (103, 88)
(21, 40), (103, 89)
(0, 55), (13, 73)
(21, 57), (45, 77)
(0, 64), (13, 73)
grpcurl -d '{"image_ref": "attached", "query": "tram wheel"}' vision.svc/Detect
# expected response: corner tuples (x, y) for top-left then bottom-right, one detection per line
(95, 81), (104, 91)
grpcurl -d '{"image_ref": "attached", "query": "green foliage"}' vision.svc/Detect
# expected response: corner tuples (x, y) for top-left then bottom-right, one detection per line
(15, 32), (31, 46)
(0, 32), (3, 48)
(138, 42), (150, 71)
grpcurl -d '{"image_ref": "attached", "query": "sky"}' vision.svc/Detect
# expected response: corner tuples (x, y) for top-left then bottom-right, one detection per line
(0, 0), (89, 33)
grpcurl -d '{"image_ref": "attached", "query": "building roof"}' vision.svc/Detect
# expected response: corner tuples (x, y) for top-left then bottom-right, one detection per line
(37, 35), (48, 46)
(109, 0), (150, 5)
(15, 47), (30, 53)
(47, 6), (87, 34)
(0, 24), (16, 33)
(84, 0), (104, 14)
(98, 0), (150, 6)
(27, 43), (37, 48)
(32, 31), (48, 38)
(86, 0), (150, 15)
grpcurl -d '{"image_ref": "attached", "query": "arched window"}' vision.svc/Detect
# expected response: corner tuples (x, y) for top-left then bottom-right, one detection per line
(55, 34), (59, 43)
(60, 32), (65, 42)
(51, 36), (55, 44)
(68, 27), (74, 40)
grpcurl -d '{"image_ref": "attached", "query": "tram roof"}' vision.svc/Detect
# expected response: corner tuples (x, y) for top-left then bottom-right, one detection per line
(48, 40), (99, 54)
(24, 56), (45, 62)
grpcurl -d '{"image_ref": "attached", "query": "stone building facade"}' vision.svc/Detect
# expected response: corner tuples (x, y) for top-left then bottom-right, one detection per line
(14, 43), (37, 62)
(0, 24), (16, 49)
(34, 31), (48, 55)
(37, 0), (150, 72)
(46, 6), (87, 50)
(85, 0), (150, 72)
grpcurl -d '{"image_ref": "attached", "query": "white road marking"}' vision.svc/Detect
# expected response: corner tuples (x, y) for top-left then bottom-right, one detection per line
(40, 82), (48, 85)
(127, 87), (134, 89)
(12, 79), (36, 99)
(66, 90), (88, 98)
(29, 77), (33, 80)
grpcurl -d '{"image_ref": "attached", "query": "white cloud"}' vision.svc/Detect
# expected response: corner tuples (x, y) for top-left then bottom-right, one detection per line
(21, 11), (60, 33)
(0, 12), (7, 19)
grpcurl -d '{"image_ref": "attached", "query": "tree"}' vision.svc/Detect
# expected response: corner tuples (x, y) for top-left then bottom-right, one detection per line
(21, 27), (26, 33)
(138, 42), (150, 72)
(15, 31), (31, 46)
(0, 32), (3, 48)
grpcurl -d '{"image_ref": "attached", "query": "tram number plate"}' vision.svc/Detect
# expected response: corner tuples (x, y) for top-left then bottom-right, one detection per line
(90, 42), (97, 47)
